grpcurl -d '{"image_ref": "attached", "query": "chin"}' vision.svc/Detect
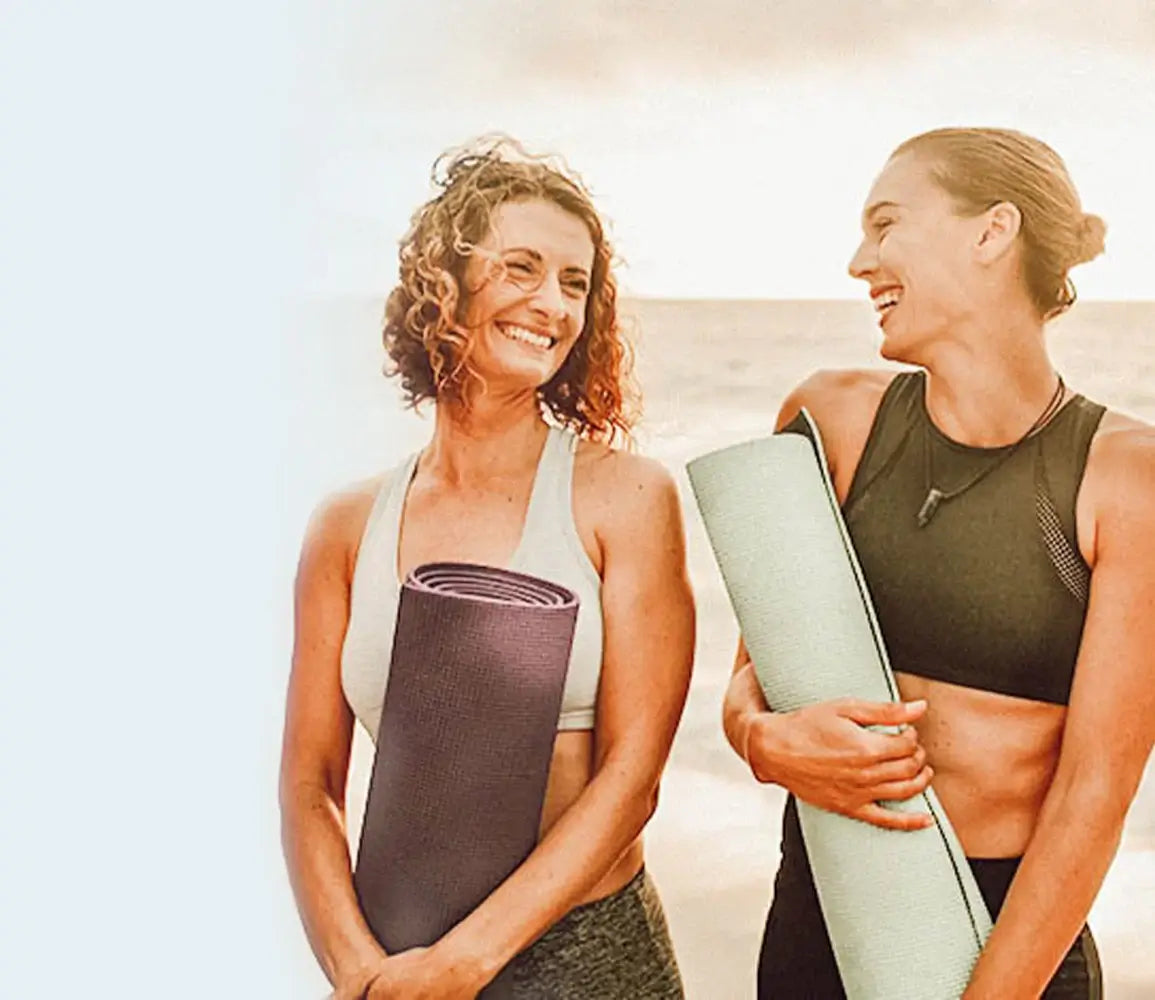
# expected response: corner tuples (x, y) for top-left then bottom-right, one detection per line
(483, 359), (562, 395)
(878, 336), (906, 363)
(473, 345), (540, 382)
(876, 319), (927, 366)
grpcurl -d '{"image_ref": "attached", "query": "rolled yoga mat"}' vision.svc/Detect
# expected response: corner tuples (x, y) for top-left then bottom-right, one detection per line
(353, 562), (578, 995)
(686, 410), (993, 1000)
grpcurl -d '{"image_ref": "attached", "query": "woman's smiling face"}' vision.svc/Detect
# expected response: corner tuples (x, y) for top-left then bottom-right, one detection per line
(848, 152), (995, 361)
(460, 198), (595, 393)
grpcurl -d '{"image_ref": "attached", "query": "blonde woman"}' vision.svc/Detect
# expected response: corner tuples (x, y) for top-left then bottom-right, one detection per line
(725, 128), (1154, 998)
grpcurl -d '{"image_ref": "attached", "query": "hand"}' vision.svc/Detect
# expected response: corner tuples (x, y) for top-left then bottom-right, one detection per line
(361, 946), (487, 1000)
(743, 697), (934, 831)
(329, 961), (385, 1000)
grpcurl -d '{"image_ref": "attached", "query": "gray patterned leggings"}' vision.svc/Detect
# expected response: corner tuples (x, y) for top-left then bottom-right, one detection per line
(505, 867), (685, 999)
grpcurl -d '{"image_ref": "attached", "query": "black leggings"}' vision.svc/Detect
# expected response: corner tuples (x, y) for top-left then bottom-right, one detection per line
(757, 798), (1102, 999)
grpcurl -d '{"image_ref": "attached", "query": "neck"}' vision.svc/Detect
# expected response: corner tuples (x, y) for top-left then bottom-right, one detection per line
(425, 388), (549, 486)
(919, 308), (1063, 447)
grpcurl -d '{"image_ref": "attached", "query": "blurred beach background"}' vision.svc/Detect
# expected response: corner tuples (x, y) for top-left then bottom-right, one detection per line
(269, 12), (1155, 990)
(279, 295), (1155, 999)
(10, 2), (1155, 996)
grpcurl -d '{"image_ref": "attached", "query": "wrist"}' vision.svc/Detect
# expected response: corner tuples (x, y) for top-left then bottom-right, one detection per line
(329, 939), (388, 995)
(723, 701), (751, 760)
(430, 932), (503, 991)
(736, 710), (758, 765)
(723, 666), (762, 761)
(332, 959), (383, 1000)
(744, 710), (788, 784)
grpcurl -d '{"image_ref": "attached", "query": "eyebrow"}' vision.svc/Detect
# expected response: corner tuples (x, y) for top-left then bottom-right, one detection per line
(862, 200), (900, 226)
(502, 246), (591, 277)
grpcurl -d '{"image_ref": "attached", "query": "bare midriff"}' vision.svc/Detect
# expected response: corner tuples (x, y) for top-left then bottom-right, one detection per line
(537, 729), (646, 905)
(896, 672), (1066, 858)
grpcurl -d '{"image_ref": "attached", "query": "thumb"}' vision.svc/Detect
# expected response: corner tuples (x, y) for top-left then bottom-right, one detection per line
(839, 698), (927, 727)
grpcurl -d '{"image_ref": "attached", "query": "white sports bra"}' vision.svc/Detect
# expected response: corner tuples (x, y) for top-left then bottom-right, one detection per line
(340, 426), (604, 741)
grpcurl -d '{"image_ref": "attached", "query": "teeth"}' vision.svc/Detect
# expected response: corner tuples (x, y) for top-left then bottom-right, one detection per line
(874, 290), (902, 313)
(501, 324), (553, 349)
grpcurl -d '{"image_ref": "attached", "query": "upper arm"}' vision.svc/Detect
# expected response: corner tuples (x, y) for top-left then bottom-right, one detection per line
(279, 481), (380, 809)
(591, 455), (696, 774)
(1054, 428), (1155, 812)
(773, 367), (896, 497)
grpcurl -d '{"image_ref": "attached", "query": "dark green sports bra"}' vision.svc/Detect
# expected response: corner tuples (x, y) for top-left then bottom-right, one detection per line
(843, 371), (1106, 706)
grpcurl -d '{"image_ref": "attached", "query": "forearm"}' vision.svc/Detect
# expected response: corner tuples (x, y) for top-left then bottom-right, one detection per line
(963, 783), (1127, 998)
(723, 660), (772, 763)
(281, 785), (387, 987)
(433, 758), (660, 981)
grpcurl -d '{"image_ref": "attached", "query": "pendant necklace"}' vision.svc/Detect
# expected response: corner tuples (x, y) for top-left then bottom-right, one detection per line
(917, 375), (1066, 529)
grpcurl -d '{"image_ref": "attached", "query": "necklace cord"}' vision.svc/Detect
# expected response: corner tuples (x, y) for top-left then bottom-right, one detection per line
(917, 375), (1066, 528)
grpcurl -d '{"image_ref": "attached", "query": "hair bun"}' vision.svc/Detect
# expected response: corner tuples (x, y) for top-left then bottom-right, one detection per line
(1075, 213), (1107, 265)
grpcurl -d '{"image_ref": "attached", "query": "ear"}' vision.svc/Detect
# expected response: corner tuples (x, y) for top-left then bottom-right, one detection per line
(975, 201), (1022, 262)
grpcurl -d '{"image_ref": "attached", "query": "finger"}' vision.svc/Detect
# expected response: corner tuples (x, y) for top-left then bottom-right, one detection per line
(860, 745), (927, 783)
(861, 725), (922, 762)
(870, 766), (934, 802)
(853, 801), (934, 832)
(839, 698), (928, 728)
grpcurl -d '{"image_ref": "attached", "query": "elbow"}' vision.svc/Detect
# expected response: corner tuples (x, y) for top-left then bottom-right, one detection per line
(1051, 767), (1137, 837)
(615, 767), (662, 837)
(279, 771), (346, 846)
(279, 740), (348, 822)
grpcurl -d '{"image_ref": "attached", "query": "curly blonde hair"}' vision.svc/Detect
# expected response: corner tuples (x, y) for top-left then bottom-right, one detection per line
(893, 127), (1107, 319)
(383, 136), (639, 445)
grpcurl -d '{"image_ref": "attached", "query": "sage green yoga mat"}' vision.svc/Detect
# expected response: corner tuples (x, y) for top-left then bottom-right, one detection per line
(686, 410), (992, 1000)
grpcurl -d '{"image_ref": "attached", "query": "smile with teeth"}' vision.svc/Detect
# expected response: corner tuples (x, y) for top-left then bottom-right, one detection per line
(499, 323), (556, 349)
(874, 288), (903, 315)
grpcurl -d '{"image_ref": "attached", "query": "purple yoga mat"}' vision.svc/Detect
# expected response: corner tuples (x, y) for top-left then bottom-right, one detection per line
(353, 562), (579, 988)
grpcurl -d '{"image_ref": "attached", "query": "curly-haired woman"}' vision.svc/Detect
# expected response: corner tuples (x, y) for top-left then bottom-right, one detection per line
(280, 138), (695, 1000)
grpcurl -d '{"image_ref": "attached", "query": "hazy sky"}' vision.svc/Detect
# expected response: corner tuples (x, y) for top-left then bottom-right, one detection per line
(292, 1), (1155, 300)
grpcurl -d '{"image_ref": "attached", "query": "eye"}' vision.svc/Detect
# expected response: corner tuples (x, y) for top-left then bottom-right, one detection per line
(563, 277), (590, 297)
(502, 256), (544, 289)
(874, 217), (895, 235)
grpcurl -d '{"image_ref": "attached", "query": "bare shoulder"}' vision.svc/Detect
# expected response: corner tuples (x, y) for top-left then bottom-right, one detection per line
(299, 472), (390, 581)
(574, 440), (678, 517)
(571, 439), (683, 562)
(1085, 411), (1155, 527)
(777, 367), (905, 492)
(776, 367), (899, 432)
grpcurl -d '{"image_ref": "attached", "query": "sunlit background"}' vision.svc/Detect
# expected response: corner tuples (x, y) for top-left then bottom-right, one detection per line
(283, 5), (1155, 996)
(4, 2), (1153, 997)
(292, 1), (1155, 302)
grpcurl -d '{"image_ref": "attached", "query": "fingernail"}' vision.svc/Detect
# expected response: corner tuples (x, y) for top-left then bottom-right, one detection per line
(905, 699), (927, 710)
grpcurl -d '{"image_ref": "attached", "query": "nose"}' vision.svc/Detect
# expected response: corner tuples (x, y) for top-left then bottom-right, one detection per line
(847, 236), (877, 282)
(528, 271), (566, 321)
